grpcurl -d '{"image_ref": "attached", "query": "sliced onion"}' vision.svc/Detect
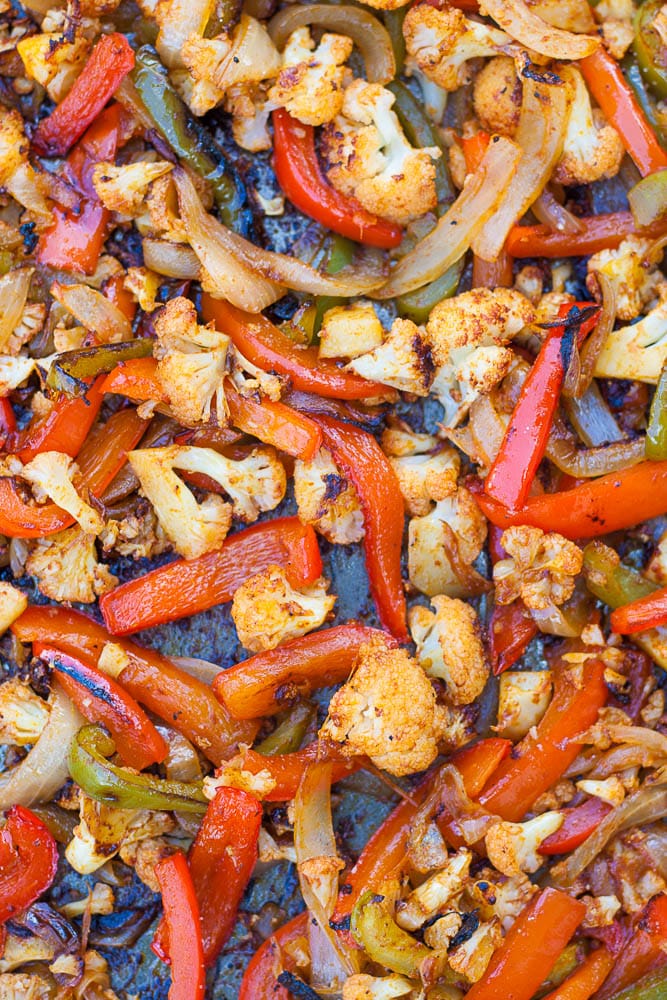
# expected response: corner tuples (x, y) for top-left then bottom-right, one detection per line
(628, 168), (667, 227)
(576, 272), (618, 396)
(563, 383), (625, 447)
(50, 281), (132, 343)
(0, 683), (84, 811)
(174, 169), (386, 300)
(143, 238), (200, 280)
(156, 725), (202, 783)
(376, 136), (521, 298)
(530, 0), (596, 33)
(532, 187), (584, 234)
(268, 4), (395, 84)
(601, 724), (667, 759)
(469, 393), (509, 467)
(410, 764), (498, 850)
(171, 655), (221, 685)
(481, 0), (599, 58)
(157, 0), (213, 69)
(0, 268), (32, 351)
(530, 604), (582, 637)
(472, 64), (571, 262)
(546, 415), (645, 477)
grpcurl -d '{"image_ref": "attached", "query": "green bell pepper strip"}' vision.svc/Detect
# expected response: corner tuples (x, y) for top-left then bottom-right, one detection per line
(382, 9), (407, 75)
(634, 0), (667, 101)
(582, 542), (667, 669)
(623, 55), (667, 149)
(351, 891), (431, 977)
(608, 970), (667, 1000)
(69, 724), (208, 813)
(254, 702), (316, 756)
(131, 46), (252, 234)
(646, 362), (667, 459)
(47, 339), (154, 397)
(387, 80), (454, 209)
(312, 235), (357, 337)
(395, 258), (464, 324)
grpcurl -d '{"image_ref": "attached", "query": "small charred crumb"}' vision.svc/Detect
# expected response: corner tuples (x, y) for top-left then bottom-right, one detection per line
(22, 654), (51, 697)
(449, 910), (480, 949)
(277, 971), (324, 999)
(19, 221), (37, 253)
(604, 666), (632, 703)
(328, 915), (351, 931)
(520, 61), (563, 87)
(321, 473), (347, 505)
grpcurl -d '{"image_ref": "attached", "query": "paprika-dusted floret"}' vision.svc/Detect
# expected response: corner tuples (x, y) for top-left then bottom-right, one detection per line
(231, 565), (336, 652)
(408, 486), (488, 598)
(473, 55), (522, 136)
(347, 318), (434, 395)
(485, 812), (565, 876)
(21, 452), (103, 535)
(92, 160), (174, 218)
(496, 669), (553, 741)
(319, 301), (384, 360)
(26, 528), (118, 604)
(410, 595), (488, 706)
(493, 526), (583, 610)
(268, 27), (353, 127)
(293, 446), (364, 545)
(587, 235), (666, 321)
(553, 66), (624, 186)
(594, 286), (667, 382)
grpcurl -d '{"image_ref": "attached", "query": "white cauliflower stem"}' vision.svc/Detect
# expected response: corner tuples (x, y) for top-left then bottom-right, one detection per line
(395, 849), (472, 930)
(0, 679), (50, 747)
(496, 670), (553, 740)
(410, 595), (489, 705)
(485, 812), (564, 875)
(319, 302), (384, 360)
(594, 289), (667, 382)
(231, 565), (335, 652)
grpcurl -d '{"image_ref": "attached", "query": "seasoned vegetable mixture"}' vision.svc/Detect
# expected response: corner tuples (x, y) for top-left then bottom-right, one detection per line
(0, 0), (666, 995)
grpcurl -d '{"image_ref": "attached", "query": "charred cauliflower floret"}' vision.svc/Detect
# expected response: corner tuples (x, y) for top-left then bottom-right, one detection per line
(553, 66), (624, 186)
(225, 84), (274, 153)
(0, 678), (49, 747)
(319, 301), (384, 360)
(468, 872), (538, 930)
(66, 795), (175, 875)
(231, 565), (336, 652)
(268, 27), (353, 126)
(92, 160), (174, 218)
(496, 669), (553, 740)
(0, 106), (51, 223)
(409, 595), (488, 706)
(493, 526), (583, 611)
(0, 582), (27, 636)
(485, 812), (564, 876)
(587, 236), (666, 321)
(347, 317), (434, 395)
(21, 452), (103, 535)
(153, 296), (229, 425)
(594, 286), (667, 381)
(395, 849), (472, 930)
(26, 528), (118, 604)
(100, 509), (170, 562)
(17, 28), (91, 103)
(408, 486), (488, 598)
(322, 79), (440, 226)
(426, 287), (535, 427)
(473, 55), (522, 137)
(293, 447), (364, 545)
(449, 919), (502, 983)
(403, 5), (512, 91)
(319, 635), (450, 776)
(388, 446), (459, 517)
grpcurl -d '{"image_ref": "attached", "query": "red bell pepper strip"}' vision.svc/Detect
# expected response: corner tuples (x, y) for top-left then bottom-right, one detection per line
(101, 357), (166, 402)
(505, 212), (667, 258)
(314, 414), (408, 641)
(461, 130), (491, 173)
(479, 658), (608, 822)
(0, 805), (58, 923)
(33, 34), (135, 157)
(272, 108), (402, 249)
(610, 585), (667, 634)
(35, 645), (168, 771)
(154, 787), (261, 969)
(539, 796), (613, 856)
(542, 947), (614, 1000)
(99, 517), (322, 635)
(154, 851), (206, 1000)
(580, 48), (667, 177)
(465, 888), (586, 1000)
(103, 273), (137, 323)
(238, 743), (363, 802)
(596, 894), (667, 999)
(488, 601), (539, 675)
(225, 382), (322, 461)
(11, 605), (257, 765)
(11, 377), (105, 463)
(201, 296), (390, 401)
(484, 303), (601, 511)
(239, 911), (309, 1000)
(0, 398), (16, 438)
(214, 624), (389, 719)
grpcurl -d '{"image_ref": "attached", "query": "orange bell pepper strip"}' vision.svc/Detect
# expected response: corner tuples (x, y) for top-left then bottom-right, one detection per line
(488, 601), (539, 675)
(239, 911), (309, 1000)
(538, 796), (613, 856)
(225, 382), (322, 461)
(236, 743), (363, 802)
(479, 658), (608, 822)
(33, 34), (135, 157)
(579, 48), (667, 177)
(596, 894), (667, 999)
(505, 212), (667, 258)
(461, 130), (490, 173)
(11, 377), (105, 463)
(314, 414), (408, 641)
(35, 645), (168, 771)
(201, 296), (391, 401)
(610, 585), (667, 634)
(484, 303), (601, 511)
(272, 108), (403, 249)
(101, 356), (166, 401)
(471, 460), (667, 540)
(99, 517), (322, 635)
(541, 947), (614, 1000)
(214, 624), (388, 719)
(11, 605), (257, 765)
(103, 273), (137, 323)
(154, 851), (206, 1000)
(0, 805), (59, 923)
(465, 889), (586, 1000)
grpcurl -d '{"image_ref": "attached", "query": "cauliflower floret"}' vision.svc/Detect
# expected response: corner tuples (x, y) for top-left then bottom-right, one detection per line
(423, 911), (463, 950)
(485, 812), (564, 876)
(388, 446), (459, 517)
(26, 527), (118, 604)
(493, 526), (582, 611)
(66, 795), (175, 875)
(0, 107), (51, 223)
(21, 452), (103, 535)
(342, 974), (414, 1000)
(346, 317), (434, 395)
(123, 266), (161, 313)
(381, 423), (441, 458)
(128, 447), (233, 560)
(59, 883), (115, 919)
(319, 635), (450, 777)
(0, 356), (35, 397)
(231, 565), (336, 652)
(0, 581), (27, 636)
(403, 5), (512, 91)
(594, 0), (635, 58)
(408, 487), (488, 598)
(468, 873), (538, 930)
(395, 849), (472, 930)
(587, 236), (666, 321)
(425, 287), (535, 427)
(268, 27), (353, 126)
(448, 919), (502, 983)
(92, 160), (173, 218)
(225, 84), (274, 153)
(0, 973), (53, 998)
(594, 287), (667, 382)
(322, 80), (440, 225)
(0, 678), (49, 747)
(119, 836), (177, 893)
(153, 296), (229, 425)
(473, 55), (522, 137)
(553, 66), (624, 186)
(99, 509), (170, 562)
(581, 893), (622, 928)
(496, 669), (553, 741)
(319, 302), (384, 360)
(576, 775), (627, 806)
(17, 30), (91, 103)
(294, 446), (364, 545)
(409, 595), (488, 706)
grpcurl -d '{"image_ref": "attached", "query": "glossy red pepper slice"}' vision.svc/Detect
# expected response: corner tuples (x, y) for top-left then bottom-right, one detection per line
(239, 912), (309, 1000)
(11, 377), (105, 463)
(541, 947), (614, 1000)
(239, 743), (363, 802)
(597, 894), (667, 999)
(488, 600), (538, 675)
(0, 805), (58, 923)
(154, 851), (206, 1000)
(506, 212), (667, 258)
(539, 797), (613, 856)
(225, 382), (322, 461)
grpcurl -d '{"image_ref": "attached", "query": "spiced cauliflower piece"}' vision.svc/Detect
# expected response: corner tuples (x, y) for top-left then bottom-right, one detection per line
(319, 635), (450, 776)
(395, 849), (472, 930)
(425, 287), (535, 427)
(594, 286), (667, 381)
(346, 317), (434, 395)
(322, 79), (440, 226)
(496, 670), (553, 741)
(294, 447), (364, 545)
(268, 27), (353, 127)
(153, 296), (229, 425)
(553, 66), (624, 187)
(594, 0), (635, 59)
(0, 107), (51, 223)
(403, 4), (512, 91)
(342, 975), (414, 1000)
(485, 812), (564, 876)
(26, 528), (118, 604)
(66, 794), (176, 875)
(0, 356), (36, 396)
(409, 595), (488, 706)
(319, 301), (384, 360)
(0, 678), (49, 747)
(17, 28), (91, 103)
(92, 160), (174, 217)
(100, 509), (170, 562)
(473, 55), (522, 137)
(468, 872), (538, 930)
(21, 452), (103, 535)
(231, 565), (336, 652)
(124, 266), (161, 312)
(0, 581), (27, 636)
(388, 445), (459, 517)
(493, 526), (582, 610)
(449, 919), (502, 983)
(408, 486), (488, 598)
(587, 235), (666, 321)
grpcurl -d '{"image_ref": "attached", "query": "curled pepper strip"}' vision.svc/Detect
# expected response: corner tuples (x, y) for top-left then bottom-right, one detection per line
(154, 851), (206, 1000)
(538, 797), (613, 857)
(505, 212), (667, 258)
(610, 586), (667, 634)
(0, 805), (59, 923)
(238, 912), (309, 1000)
(68, 724), (208, 814)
